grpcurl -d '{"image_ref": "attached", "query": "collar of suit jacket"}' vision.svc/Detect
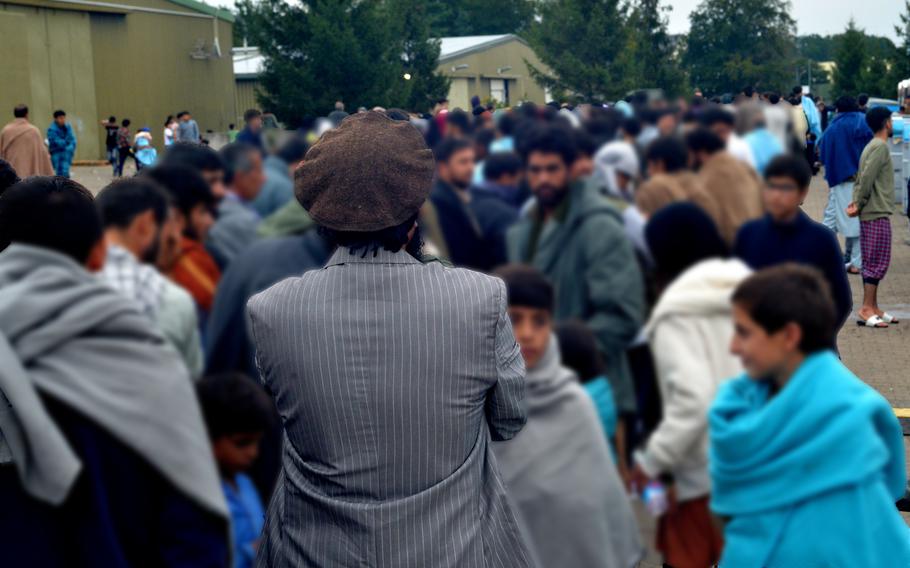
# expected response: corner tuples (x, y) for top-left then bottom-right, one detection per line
(325, 246), (423, 267)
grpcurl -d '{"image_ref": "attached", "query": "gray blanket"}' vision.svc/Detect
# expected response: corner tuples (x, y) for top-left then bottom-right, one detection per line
(0, 244), (226, 517)
(493, 336), (643, 568)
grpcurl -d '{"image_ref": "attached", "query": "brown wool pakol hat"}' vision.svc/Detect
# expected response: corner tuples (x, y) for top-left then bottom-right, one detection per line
(295, 111), (435, 232)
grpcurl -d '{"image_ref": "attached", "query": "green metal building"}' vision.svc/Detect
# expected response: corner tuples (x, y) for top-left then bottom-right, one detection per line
(437, 34), (551, 110)
(0, 0), (235, 160)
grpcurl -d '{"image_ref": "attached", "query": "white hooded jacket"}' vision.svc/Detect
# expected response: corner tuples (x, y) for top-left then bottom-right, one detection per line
(636, 258), (751, 501)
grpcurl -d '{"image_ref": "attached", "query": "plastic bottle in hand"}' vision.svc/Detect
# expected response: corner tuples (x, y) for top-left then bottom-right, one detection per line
(642, 481), (668, 517)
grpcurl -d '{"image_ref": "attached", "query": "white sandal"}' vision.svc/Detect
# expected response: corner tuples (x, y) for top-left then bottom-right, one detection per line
(857, 315), (888, 328)
(881, 313), (900, 324)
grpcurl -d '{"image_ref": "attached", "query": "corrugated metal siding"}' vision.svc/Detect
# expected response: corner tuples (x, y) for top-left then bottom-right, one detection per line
(0, 5), (100, 160)
(90, 11), (236, 156)
(235, 79), (260, 121)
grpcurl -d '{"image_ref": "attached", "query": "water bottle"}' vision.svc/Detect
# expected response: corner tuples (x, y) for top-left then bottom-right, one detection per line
(642, 480), (668, 517)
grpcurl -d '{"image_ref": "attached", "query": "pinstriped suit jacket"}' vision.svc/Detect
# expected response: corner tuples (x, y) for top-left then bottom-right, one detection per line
(248, 247), (532, 567)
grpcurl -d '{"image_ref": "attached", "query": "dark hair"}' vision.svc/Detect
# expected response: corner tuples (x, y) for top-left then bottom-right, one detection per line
(768, 92), (781, 105)
(866, 106), (892, 133)
(13, 105), (27, 118)
(164, 114), (174, 127)
(520, 125), (578, 166)
(573, 129), (598, 158)
(555, 320), (605, 383)
(384, 108), (410, 122)
(473, 127), (496, 152)
(483, 152), (522, 181)
(109, 115), (116, 123)
(835, 96), (859, 114)
(732, 264), (837, 353)
(645, 136), (689, 173)
(446, 109), (472, 135)
(177, 111), (189, 118)
(743, 85), (755, 98)
(495, 263), (554, 312)
(243, 108), (262, 123)
(276, 135), (310, 165)
(857, 93), (870, 106)
(685, 127), (725, 154)
(162, 142), (225, 173)
(764, 154), (812, 188)
(319, 213), (420, 257)
(0, 177), (102, 263)
(122, 119), (131, 127)
(196, 373), (275, 439)
(699, 106), (735, 127)
(53, 110), (66, 119)
(96, 177), (170, 229)
(433, 137), (473, 163)
(620, 117), (642, 138)
(0, 159), (20, 196)
(645, 202), (728, 286)
(142, 164), (215, 218)
(792, 86), (803, 96)
(228, 123), (235, 130)
(497, 112), (517, 136)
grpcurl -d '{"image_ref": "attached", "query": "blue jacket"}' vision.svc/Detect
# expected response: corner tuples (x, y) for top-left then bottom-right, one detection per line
(802, 96), (822, 139)
(46, 122), (76, 156)
(710, 351), (910, 567)
(818, 111), (873, 187)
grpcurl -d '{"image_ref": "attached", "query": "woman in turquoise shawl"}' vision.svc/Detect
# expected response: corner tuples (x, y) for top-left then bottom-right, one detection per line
(710, 265), (910, 567)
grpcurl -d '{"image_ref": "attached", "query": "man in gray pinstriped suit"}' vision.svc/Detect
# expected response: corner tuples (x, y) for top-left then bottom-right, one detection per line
(248, 112), (533, 567)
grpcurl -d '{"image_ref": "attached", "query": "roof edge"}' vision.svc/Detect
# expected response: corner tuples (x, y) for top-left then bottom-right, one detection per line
(167, 0), (234, 22)
(438, 34), (527, 64)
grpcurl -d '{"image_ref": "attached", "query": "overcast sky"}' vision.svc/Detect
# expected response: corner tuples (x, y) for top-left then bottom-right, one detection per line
(666, 0), (903, 41)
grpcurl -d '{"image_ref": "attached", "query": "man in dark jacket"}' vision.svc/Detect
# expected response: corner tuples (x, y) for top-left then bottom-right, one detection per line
(236, 108), (264, 152)
(507, 125), (645, 478)
(0, 176), (228, 567)
(818, 96), (872, 273)
(431, 137), (516, 271)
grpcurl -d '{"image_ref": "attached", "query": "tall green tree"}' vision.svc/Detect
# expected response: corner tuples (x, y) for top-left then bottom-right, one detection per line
(626, 0), (686, 96)
(832, 19), (867, 98)
(425, 0), (535, 37)
(239, 0), (452, 123)
(254, 0), (399, 125)
(890, 1), (910, 90)
(684, 0), (797, 95)
(386, 0), (451, 112)
(526, 0), (631, 101)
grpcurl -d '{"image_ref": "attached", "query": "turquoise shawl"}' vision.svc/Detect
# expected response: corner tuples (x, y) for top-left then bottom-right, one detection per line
(710, 351), (910, 567)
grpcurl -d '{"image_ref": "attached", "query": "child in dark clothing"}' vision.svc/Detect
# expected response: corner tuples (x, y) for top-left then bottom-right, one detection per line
(197, 373), (274, 568)
(734, 155), (852, 339)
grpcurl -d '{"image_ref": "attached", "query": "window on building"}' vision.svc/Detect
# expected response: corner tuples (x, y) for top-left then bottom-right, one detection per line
(490, 79), (507, 104)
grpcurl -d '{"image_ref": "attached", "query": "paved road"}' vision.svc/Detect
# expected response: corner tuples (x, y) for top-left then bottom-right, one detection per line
(71, 167), (909, 566)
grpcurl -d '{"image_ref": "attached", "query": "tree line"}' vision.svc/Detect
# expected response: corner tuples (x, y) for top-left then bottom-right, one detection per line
(234, 0), (910, 124)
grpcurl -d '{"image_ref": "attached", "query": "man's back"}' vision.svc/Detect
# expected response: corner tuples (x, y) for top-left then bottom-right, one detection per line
(248, 247), (530, 567)
(818, 112), (872, 187)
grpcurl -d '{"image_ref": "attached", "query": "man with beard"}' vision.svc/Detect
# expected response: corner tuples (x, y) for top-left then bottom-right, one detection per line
(431, 137), (515, 271)
(247, 112), (531, 567)
(149, 153), (222, 316)
(97, 177), (204, 377)
(507, 125), (644, 482)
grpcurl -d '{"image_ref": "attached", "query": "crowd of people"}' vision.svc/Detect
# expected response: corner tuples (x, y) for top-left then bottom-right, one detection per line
(0, 84), (908, 568)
